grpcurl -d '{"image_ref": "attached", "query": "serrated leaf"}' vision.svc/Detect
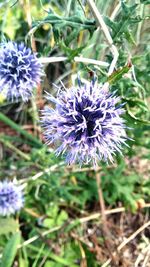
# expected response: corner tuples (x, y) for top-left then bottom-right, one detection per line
(62, 15), (95, 31)
(60, 42), (85, 60)
(104, 16), (118, 33)
(0, 217), (19, 235)
(108, 65), (131, 84)
(33, 13), (96, 44)
(121, 2), (138, 16)
(1, 232), (21, 267)
(124, 30), (136, 45)
(105, 2), (140, 43)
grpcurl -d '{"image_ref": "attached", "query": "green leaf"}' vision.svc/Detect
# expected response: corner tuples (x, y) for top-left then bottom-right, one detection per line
(60, 42), (85, 60)
(1, 232), (21, 267)
(108, 64), (131, 84)
(43, 218), (55, 228)
(46, 204), (59, 217)
(65, 219), (81, 233)
(0, 217), (19, 235)
(0, 112), (42, 148)
(123, 97), (148, 112)
(57, 210), (68, 226)
(104, 16), (117, 33)
(33, 12), (96, 45)
(104, 2), (139, 43)
(18, 257), (29, 267)
(44, 205), (68, 228)
(48, 253), (74, 266)
(44, 261), (62, 267)
(121, 2), (138, 16)
(126, 105), (150, 125)
(124, 30), (136, 45)
(140, 0), (150, 4)
(28, 244), (77, 267)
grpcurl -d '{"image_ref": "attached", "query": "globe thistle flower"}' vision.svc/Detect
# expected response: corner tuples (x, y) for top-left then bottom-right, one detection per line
(0, 180), (24, 216)
(0, 41), (42, 101)
(41, 79), (128, 166)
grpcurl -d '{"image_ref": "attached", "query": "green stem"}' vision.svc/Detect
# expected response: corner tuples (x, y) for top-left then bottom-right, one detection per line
(27, 245), (77, 266)
(0, 112), (42, 148)
(0, 136), (31, 161)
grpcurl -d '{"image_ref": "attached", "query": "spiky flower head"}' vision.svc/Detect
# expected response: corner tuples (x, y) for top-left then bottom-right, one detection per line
(0, 41), (42, 101)
(41, 79), (128, 166)
(0, 180), (24, 216)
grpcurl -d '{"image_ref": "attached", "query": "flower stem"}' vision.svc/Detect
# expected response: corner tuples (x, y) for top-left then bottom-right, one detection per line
(0, 135), (31, 161)
(95, 171), (106, 223)
(0, 112), (42, 148)
(95, 170), (116, 264)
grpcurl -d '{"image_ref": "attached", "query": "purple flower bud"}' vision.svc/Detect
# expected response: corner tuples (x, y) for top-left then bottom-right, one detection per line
(0, 180), (24, 216)
(0, 42), (42, 101)
(41, 79), (128, 166)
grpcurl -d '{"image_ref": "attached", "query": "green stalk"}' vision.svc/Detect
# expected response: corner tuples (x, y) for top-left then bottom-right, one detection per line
(0, 112), (42, 148)
(0, 136), (31, 161)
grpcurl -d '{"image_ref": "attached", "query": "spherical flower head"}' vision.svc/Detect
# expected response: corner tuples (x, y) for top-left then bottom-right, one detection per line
(41, 79), (128, 166)
(0, 41), (42, 101)
(0, 180), (24, 216)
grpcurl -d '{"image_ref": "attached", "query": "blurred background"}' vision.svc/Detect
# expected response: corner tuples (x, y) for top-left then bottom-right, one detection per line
(0, 0), (150, 266)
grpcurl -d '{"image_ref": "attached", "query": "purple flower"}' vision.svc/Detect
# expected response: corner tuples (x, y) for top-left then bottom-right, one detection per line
(0, 41), (42, 101)
(41, 79), (128, 166)
(0, 180), (24, 216)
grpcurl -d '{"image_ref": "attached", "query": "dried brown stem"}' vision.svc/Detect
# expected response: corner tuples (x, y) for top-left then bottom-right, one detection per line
(19, 203), (150, 248)
(95, 171), (106, 223)
(87, 0), (119, 76)
(95, 170), (116, 264)
(102, 221), (150, 267)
